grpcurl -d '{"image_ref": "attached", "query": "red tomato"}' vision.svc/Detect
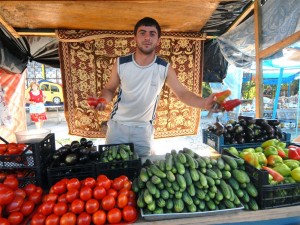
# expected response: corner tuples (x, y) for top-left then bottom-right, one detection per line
(0, 205), (2, 217)
(66, 189), (79, 203)
(118, 188), (129, 196)
(118, 175), (129, 182)
(60, 212), (77, 225)
(53, 202), (68, 216)
(93, 186), (106, 200)
(0, 218), (10, 225)
(0, 185), (15, 205)
(7, 146), (20, 155)
(0, 144), (7, 154)
(117, 193), (128, 208)
(80, 186), (92, 201)
(14, 188), (26, 198)
(8, 211), (24, 225)
(101, 195), (116, 211)
(20, 200), (35, 216)
(43, 193), (58, 203)
(83, 177), (96, 188)
(107, 188), (118, 198)
(0, 172), (6, 180)
(6, 195), (24, 213)
(30, 213), (46, 225)
(92, 210), (106, 225)
(17, 143), (26, 151)
(70, 199), (85, 214)
(52, 181), (67, 195)
(67, 178), (81, 191)
(127, 197), (137, 207)
(77, 212), (92, 225)
(24, 183), (37, 195)
(123, 180), (132, 190)
(85, 199), (99, 214)
(112, 177), (124, 191)
(36, 187), (43, 194)
(122, 205), (138, 222)
(87, 97), (99, 107)
(128, 190), (136, 199)
(3, 176), (19, 190)
(28, 192), (42, 205)
(57, 193), (68, 203)
(96, 175), (111, 190)
(40, 201), (55, 216)
(107, 208), (122, 224)
(45, 213), (60, 225)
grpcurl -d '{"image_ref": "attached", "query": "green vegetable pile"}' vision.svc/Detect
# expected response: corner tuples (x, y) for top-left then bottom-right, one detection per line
(132, 148), (259, 215)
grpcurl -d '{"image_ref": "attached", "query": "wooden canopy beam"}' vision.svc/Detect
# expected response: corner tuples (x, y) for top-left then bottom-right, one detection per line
(0, 14), (20, 38)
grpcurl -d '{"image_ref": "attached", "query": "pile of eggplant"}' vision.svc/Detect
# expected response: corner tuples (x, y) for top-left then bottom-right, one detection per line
(207, 116), (284, 144)
(51, 138), (99, 167)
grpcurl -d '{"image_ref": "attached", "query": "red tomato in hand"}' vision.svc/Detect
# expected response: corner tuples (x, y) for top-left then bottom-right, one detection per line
(53, 202), (68, 216)
(31, 213), (46, 225)
(117, 193), (128, 208)
(101, 195), (116, 211)
(45, 214), (60, 225)
(8, 211), (24, 225)
(92, 210), (106, 225)
(71, 199), (85, 214)
(77, 212), (92, 225)
(20, 200), (35, 216)
(87, 97), (99, 107)
(79, 186), (92, 201)
(0, 185), (15, 205)
(85, 199), (99, 214)
(60, 212), (77, 225)
(66, 178), (81, 191)
(122, 205), (138, 222)
(93, 186), (106, 200)
(107, 208), (122, 224)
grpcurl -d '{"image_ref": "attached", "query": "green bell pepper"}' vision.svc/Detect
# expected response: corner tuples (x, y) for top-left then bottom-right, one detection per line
(261, 139), (279, 148)
(273, 163), (291, 177)
(264, 146), (278, 157)
(267, 155), (283, 167)
(291, 167), (300, 182)
(283, 159), (300, 170)
(256, 152), (267, 166)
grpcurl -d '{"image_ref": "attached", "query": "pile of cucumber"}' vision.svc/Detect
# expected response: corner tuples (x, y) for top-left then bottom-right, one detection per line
(132, 148), (259, 215)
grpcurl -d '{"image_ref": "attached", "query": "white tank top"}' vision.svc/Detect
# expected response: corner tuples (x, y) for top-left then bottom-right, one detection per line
(110, 54), (169, 126)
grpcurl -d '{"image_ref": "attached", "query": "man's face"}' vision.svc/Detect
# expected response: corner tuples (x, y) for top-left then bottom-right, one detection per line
(134, 25), (160, 55)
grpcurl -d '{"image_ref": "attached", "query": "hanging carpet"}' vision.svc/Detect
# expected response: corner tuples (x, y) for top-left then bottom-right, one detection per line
(57, 30), (205, 138)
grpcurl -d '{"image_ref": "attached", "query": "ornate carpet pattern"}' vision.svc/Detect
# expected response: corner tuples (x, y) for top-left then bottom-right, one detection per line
(57, 30), (204, 138)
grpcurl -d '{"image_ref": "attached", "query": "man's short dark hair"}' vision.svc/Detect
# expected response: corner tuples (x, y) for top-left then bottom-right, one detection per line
(134, 17), (161, 38)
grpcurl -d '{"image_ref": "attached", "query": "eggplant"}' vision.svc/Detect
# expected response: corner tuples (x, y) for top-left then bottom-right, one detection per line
(233, 124), (243, 134)
(227, 119), (237, 126)
(58, 146), (70, 156)
(235, 134), (245, 144)
(263, 124), (275, 136)
(238, 115), (256, 124)
(71, 140), (80, 146)
(79, 146), (89, 155)
(78, 155), (90, 164)
(238, 119), (247, 126)
(255, 118), (268, 126)
(267, 119), (280, 126)
(245, 127), (255, 139)
(86, 140), (94, 148)
(65, 153), (78, 165)
(52, 152), (61, 161)
(80, 138), (88, 146)
(225, 124), (234, 133)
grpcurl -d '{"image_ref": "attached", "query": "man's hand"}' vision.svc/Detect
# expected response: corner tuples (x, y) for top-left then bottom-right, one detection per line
(87, 97), (107, 111)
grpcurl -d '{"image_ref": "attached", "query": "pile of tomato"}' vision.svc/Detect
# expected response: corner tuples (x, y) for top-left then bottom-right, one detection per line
(30, 174), (138, 225)
(0, 143), (27, 155)
(0, 176), (43, 225)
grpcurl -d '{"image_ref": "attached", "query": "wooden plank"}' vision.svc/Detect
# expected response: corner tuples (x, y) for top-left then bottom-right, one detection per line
(0, 14), (20, 38)
(259, 31), (300, 59)
(254, 0), (264, 118)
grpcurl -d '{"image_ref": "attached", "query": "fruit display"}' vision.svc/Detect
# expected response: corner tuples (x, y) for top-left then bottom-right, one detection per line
(132, 148), (259, 218)
(207, 116), (285, 144)
(30, 175), (138, 225)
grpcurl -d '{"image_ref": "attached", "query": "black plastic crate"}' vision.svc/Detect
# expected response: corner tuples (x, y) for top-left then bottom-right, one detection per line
(223, 149), (300, 209)
(0, 169), (41, 188)
(95, 143), (141, 181)
(203, 129), (291, 153)
(47, 162), (96, 187)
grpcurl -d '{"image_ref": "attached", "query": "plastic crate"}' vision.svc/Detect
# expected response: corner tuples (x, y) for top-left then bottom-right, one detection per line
(47, 162), (96, 187)
(0, 169), (38, 187)
(95, 143), (141, 181)
(202, 129), (291, 153)
(223, 149), (300, 209)
(0, 134), (56, 188)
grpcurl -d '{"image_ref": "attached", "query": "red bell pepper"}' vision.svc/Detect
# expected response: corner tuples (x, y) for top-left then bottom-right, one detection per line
(221, 99), (242, 111)
(288, 145), (300, 160)
(262, 166), (284, 182)
(277, 149), (286, 159)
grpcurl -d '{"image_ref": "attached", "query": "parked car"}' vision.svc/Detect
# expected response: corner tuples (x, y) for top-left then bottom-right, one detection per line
(26, 80), (64, 105)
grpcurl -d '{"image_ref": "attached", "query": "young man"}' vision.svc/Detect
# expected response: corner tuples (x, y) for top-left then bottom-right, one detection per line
(96, 17), (218, 157)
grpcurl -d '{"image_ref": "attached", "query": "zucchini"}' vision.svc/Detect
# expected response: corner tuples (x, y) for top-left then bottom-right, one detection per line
(190, 168), (200, 182)
(166, 198), (174, 210)
(166, 170), (176, 183)
(177, 152), (187, 164)
(149, 164), (166, 178)
(232, 169), (250, 184)
(182, 191), (193, 206)
(183, 168), (193, 186)
(165, 153), (173, 171)
(217, 157), (225, 170)
(219, 179), (230, 200)
(151, 175), (162, 185)
(176, 174), (187, 190)
(174, 199), (185, 212)
(187, 183), (196, 197)
(139, 167), (149, 183)
(246, 182), (258, 198)
(146, 181), (157, 195)
(222, 155), (238, 169)
(143, 189), (153, 204)
(184, 153), (197, 169)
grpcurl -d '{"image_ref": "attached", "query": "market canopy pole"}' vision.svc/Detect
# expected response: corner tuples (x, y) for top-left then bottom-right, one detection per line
(254, 0), (264, 118)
